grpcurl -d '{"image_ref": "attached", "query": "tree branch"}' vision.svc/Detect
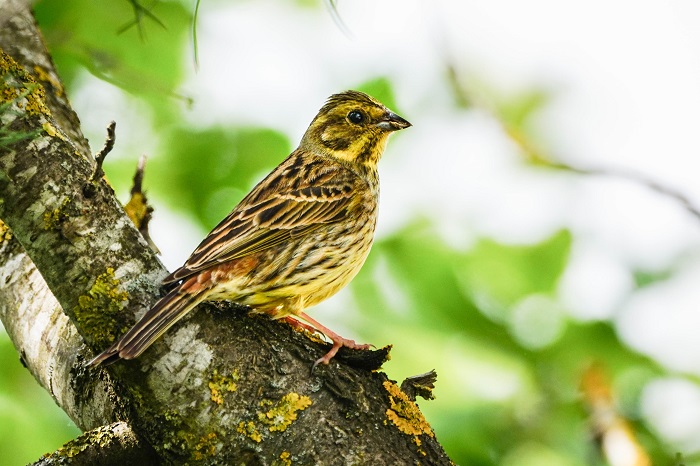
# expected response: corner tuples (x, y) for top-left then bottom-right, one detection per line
(444, 54), (700, 222)
(32, 422), (159, 466)
(0, 3), (452, 463)
(0, 0), (120, 431)
(0, 238), (119, 429)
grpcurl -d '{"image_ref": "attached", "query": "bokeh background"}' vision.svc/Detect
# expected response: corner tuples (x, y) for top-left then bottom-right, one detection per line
(3, 0), (700, 464)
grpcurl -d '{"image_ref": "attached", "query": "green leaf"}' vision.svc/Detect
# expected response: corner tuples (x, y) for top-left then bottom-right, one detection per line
(355, 76), (398, 111)
(0, 334), (80, 464)
(497, 88), (550, 128)
(633, 267), (676, 288)
(353, 220), (524, 353)
(152, 126), (291, 229)
(456, 229), (572, 322)
(34, 0), (191, 112)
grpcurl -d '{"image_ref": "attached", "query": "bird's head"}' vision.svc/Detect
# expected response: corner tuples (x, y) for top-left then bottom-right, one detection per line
(300, 90), (411, 167)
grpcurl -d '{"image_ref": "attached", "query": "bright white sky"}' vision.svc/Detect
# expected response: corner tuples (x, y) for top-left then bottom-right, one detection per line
(69, 0), (700, 451)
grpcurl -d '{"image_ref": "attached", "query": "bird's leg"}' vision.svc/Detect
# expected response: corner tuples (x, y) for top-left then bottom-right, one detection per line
(281, 316), (320, 335)
(296, 312), (372, 367)
(270, 299), (322, 335)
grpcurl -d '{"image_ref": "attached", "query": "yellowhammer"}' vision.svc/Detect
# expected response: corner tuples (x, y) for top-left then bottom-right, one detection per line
(89, 90), (411, 367)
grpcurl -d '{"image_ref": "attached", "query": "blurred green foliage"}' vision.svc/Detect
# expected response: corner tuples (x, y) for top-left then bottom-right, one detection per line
(102, 125), (292, 231)
(353, 224), (667, 465)
(356, 77), (399, 114)
(0, 333), (80, 464)
(0, 0), (688, 464)
(152, 127), (291, 227)
(34, 0), (191, 123)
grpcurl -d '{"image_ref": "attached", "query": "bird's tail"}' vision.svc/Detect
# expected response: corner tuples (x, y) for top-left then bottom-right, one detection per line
(87, 289), (204, 367)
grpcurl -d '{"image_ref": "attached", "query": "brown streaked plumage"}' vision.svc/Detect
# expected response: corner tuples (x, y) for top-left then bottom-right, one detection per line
(89, 90), (411, 367)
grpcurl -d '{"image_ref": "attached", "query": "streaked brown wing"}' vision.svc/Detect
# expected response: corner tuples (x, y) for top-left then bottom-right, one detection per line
(164, 154), (360, 284)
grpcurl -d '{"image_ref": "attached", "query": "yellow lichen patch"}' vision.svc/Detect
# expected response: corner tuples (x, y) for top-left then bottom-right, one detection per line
(258, 393), (312, 433)
(22, 84), (50, 117)
(43, 424), (124, 461)
(412, 435), (426, 456)
(237, 420), (262, 443)
(383, 381), (433, 438)
(42, 121), (65, 141)
(0, 52), (51, 118)
(42, 121), (57, 137)
(73, 267), (129, 346)
(42, 197), (71, 230)
(208, 369), (239, 405)
(0, 219), (12, 242)
(273, 451), (292, 466)
(124, 192), (149, 229)
(33, 65), (64, 97)
(191, 432), (219, 461)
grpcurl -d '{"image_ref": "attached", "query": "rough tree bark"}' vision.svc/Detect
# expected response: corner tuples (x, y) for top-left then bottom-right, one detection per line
(0, 2), (453, 464)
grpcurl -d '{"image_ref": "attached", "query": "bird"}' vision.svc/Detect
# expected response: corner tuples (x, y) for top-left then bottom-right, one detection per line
(88, 90), (411, 368)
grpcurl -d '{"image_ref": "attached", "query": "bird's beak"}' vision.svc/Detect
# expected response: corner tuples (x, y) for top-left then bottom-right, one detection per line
(376, 111), (412, 131)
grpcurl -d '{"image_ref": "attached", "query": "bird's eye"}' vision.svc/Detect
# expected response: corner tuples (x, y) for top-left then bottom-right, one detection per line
(347, 110), (364, 124)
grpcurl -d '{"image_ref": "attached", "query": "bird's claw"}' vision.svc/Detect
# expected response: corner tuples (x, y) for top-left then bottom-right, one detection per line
(312, 337), (372, 370)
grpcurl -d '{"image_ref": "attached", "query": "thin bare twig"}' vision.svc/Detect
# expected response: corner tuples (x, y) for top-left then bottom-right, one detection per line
(118, 0), (166, 39)
(91, 120), (116, 181)
(444, 55), (700, 223)
(324, 0), (353, 38)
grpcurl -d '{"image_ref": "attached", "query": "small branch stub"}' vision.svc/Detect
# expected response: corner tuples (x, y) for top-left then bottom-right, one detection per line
(91, 120), (116, 181)
(401, 369), (438, 401)
(124, 154), (160, 254)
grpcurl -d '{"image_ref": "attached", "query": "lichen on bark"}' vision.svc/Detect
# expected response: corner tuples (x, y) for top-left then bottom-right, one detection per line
(73, 267), (129, 347)
(0, 49), (51, 118)
(0, 4), (454, 464)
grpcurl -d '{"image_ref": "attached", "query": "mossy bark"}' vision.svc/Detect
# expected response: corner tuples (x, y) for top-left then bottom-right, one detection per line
(0, 3), (454, 464)
(34, 422), (159, 466)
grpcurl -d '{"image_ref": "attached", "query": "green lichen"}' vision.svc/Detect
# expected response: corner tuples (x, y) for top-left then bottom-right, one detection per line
(42, 424), (123, 461)
(154, 411), (225, 463)
(192, 432), (219, 461)
(208, 369), (239, 405)
(42, 197), (71, 230)
(73, 267), (128, 346)
(383, 380), (433, 441)
(258, 393), (312, 433)
(155, 411), (193, 456)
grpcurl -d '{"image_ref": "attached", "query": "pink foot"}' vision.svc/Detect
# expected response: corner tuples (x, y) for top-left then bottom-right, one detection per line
(282, 316), (319, 335)
(286, 313), (372, 367)
(313, 335), (372, 368)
